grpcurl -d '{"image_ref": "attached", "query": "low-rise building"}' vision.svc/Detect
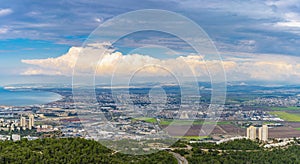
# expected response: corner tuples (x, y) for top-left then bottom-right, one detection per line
(11, 134), (20, 141)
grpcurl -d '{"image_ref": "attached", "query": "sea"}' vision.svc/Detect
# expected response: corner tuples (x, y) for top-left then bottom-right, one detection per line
(0, 87), (62, 106)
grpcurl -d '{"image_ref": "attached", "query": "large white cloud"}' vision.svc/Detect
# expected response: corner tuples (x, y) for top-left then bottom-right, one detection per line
(22, 46), (80, 75)
(21, 43), (300, 82)
(21, 43), (231, 80)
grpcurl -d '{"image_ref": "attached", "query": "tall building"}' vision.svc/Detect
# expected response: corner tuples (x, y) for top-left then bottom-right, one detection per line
(179, 111), (189, 119)
(259, 125), (268, 142)
(20, 115), (26, 128)
(246, 126), (257, 140)
(28, 114), (34, 130)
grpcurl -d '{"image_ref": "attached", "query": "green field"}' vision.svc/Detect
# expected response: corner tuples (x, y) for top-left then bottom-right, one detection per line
(159, 119), (231, 126)
(263, 121), (277, 125)
(132, 117), (157, 123)
(270, 111), (300, 122)
(270, 106), (300, 111)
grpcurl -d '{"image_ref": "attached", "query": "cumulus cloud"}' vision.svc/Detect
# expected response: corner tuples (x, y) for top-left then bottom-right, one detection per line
(222, 52), (300, 82)
(0, 8), (13, 16)
(21, 43), (228, 80)
(21, 43), (300, 83)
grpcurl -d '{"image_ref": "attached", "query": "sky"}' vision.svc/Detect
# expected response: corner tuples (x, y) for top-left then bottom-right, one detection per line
(1, 0), (300, 85)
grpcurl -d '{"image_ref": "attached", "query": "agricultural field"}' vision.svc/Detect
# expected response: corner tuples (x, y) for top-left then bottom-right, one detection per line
(269, 127), (300, 138)
(162, 124), (244, 137)
(270, 106), (300, 111)
(270, 111), (300, 122)
(289, 122), (300, 130)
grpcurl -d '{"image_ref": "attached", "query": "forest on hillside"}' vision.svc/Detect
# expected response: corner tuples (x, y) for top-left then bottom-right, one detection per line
(0, 138), (176, 164)
(0, 138), (300, 163)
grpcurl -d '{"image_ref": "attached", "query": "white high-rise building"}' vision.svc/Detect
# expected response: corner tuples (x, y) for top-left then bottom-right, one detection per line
(20, 116), (26, 128)
(179, 111), (189, 119)
(259, 125), (268, 142)
(28, 114), (34, 130)
(246, 126), (257, 140)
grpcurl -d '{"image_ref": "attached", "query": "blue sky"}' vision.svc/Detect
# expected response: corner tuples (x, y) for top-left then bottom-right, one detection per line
(1, 0), (300, 85)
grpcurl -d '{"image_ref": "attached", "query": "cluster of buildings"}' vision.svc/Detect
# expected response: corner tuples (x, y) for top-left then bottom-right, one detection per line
(247, 125), (268, 142)
(0, 134), (39, 142)
(20, 114), (35, 130)
(0, 114), (35, 131)
(0, 114), (37, 142)
(246, 97), (300, 107)
(0, 134), (20, 141)
(264, 138), (296, 148)
(0, 87), (298, 146)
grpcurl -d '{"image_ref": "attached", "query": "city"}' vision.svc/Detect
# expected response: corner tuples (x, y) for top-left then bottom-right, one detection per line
(0, 84), (299, 148)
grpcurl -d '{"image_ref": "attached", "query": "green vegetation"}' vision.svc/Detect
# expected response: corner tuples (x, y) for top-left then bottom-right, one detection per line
(271, 106), (300, 111)
(159, 119), (230, 126)
(100, 138), (177, 155)
(1, 137), (300, 163)
(175, 139), (300, 163)
(262, 121), (277, 125)
(170, 140), (188, 148)
(0, 138), (177, 164)
(190, 139), (261, 150)
(174, 136), (209, 140)
(187, 145), (300, 164)
(295, 128), (300, 131)
(132, 117), (157, 123)
(270, 111), (300, 122)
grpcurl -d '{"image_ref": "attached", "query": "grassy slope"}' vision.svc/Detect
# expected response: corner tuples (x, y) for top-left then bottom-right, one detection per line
(270, 111), (300, 122)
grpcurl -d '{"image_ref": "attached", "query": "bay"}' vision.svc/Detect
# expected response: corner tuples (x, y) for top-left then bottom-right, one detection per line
(0, 87), (62, 106)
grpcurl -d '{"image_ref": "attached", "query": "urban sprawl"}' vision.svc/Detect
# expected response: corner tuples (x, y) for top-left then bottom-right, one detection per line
(1, 85), (300, 150)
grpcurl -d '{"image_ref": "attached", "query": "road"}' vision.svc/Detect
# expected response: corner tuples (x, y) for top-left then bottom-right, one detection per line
(170, 152), (188, 164)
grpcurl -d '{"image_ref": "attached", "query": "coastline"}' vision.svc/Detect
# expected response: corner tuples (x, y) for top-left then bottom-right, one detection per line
(0, 87), (63, 106)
